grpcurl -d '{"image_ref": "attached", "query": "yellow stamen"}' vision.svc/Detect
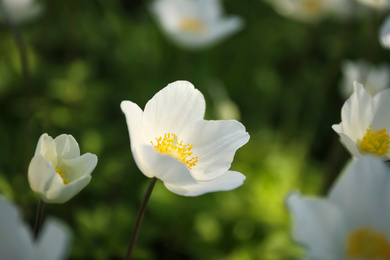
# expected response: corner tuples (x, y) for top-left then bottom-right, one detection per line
(151, 133), (198, 169)
(361, 126), (390, 156)
(55, 168), (69, 184)
(303, 0), (322, 13)
(179, 18), (205, 33)
(347, 227), (390, 259)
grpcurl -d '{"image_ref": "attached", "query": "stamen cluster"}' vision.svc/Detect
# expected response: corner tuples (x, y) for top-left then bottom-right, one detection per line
(360, 126), (390, 156)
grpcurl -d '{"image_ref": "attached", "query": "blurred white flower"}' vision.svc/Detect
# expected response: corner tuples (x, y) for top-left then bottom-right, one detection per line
(0, 0), (42, 23)
(380, 15), (390, 49)
(265, 0), (352, 22)
(287, 156), (390, 260)
(0, 196), (70, 260)
(333, 82), (390, 160)
(121, 80), (249, 196)
(340, 60), (390, 98)
(150, 0), (243, 50)
(356, 0), (390, 9)
(28, 134), (98, 204)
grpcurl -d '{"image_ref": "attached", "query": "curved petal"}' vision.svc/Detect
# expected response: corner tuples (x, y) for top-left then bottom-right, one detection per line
(142, 81), (206, 142)
(208, 16), (243, 44)
(120, 100), (153, 177)
(286, 193), (346, 260)
(329, 156), (390, 234)
(54, 134), (80, 159)
(28, 155), (58, 197)
(371, 88), (390, 133)
(164, 170), (245, 196)
(35, 218), (71, 260)
(340, 82), (374, 142)
(188, 119), (249, 180)
(380, 15), (390, 49)
(139, 145), (198, 186)
(44, 175), (91, 204)
(332, 124), (361, 158)
(35, 133), (57, 166)
(0, 197), (33, 259)
(57, 153), (97, 182)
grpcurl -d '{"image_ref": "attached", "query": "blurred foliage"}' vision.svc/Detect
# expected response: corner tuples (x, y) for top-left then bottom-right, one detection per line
(1, 0), (389, 259)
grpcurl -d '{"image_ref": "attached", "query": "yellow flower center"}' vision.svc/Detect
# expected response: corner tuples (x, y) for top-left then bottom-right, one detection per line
(303, 0), (322, 13)
(347, 227), (390, 259)
(179, 18), (205, 33)
(360, 126), (390, 156)
(56, 168), (69, 184)
(151, 133), (198, 169)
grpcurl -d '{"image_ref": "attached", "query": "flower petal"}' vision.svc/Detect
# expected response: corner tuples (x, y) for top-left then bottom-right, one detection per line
(339, 82), (374, 142)
(208, 16), (243, 44)
(139, 145), (198, 186)
(44, 175), (92, 204)
(380, 15), (390, 49)
(188, 119), (249, 181)
(120, 100), (153, 177)
(0, 197), (33, 259)
(371, 88), (390, 133)
(35, 218), (71, 260)
(164, 170), (245, 196)
(58, 153), (97, 182)
(329, 156), (390, 234)
(286, 193), (346, 260)
(34, 133), (57, 166)
(54, 134), (80, 159)
(28, 155), (58, 197)
(142, 81), (206, 142)
(332, 124), (361, 158)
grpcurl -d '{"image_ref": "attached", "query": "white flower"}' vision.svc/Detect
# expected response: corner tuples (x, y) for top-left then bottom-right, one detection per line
(0, 196), (70, 260)
(28, 134), (98, 204)
(150, 0), (243, 50)
(0, 0), (42, 23)
(332, 81), (390, 160)
(340, 60), (390, 98)
(356, 0), (390, 10)
(264, 0), (352, 22)
(121, 80), (249, 196)
(287, 156), (390, 260)
(380, 16), (390, 49)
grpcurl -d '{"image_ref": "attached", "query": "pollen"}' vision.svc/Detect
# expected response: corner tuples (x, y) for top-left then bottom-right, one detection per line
(360, 126), (390, 156)
(56, 168), (69, 184)
(347, 227), (390, 259)
(303, 0), (322, 13)
(151, 133), (198, 169)
(179, 18), (205, 33)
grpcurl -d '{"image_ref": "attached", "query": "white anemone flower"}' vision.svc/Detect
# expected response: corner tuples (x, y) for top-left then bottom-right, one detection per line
(380, 16), (390, 49)
(340, 60), (390, 98)
(265, 0), (352, 22)
(150, 0), (243, 50)
(0, 196), (70, 260)
(121, 80), (249, 196)
(356, 0), (390, 10)
(28, 134), (98, 204)
(0, 0), (42, 23)
(332, 81), (390, 160)
(287, 156), (390, 260)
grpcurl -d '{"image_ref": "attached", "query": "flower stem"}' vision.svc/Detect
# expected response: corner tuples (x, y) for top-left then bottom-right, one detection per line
(125, 178), (157, 260)
(33, 199), (45, 240)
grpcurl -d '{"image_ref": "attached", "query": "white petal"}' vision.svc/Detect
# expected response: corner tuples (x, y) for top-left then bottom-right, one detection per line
(371, 88), (390, 134)
(164, 170), (245, 196)
(34, 134), (57, 166)
(380, 16), (390, 49)
(57, 153), (97, 182)
(189, 119), (249, 180)
(286, 193), (346, 260)
(120, 100), (153, 177)
(208, 16), (243, 44)
(28, 155), (58, 197)
(44, 175), (91, 204)
(0, 197), (34, 259)
(139, 145), (198, 186)
(142, 81), (206, 142)
(339, 82), (374, 142)
(332, 124), (361, 158)
(329, 156), (390, 234)
(54, 134), (80, 159)
(35, 218), (71, 260)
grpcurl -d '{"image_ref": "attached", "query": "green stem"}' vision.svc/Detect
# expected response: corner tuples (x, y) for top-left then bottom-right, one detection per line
(125, 178), (157, 260)
(33, 200), (45, 240)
